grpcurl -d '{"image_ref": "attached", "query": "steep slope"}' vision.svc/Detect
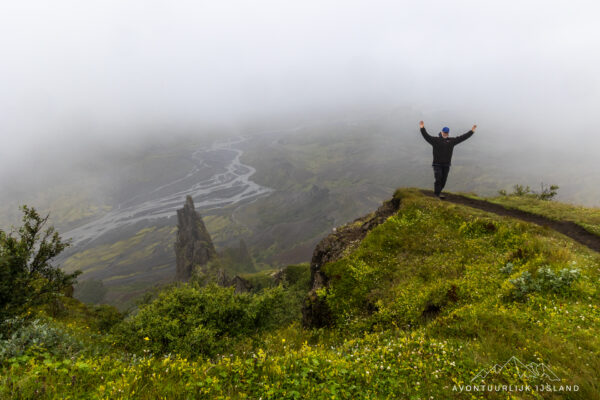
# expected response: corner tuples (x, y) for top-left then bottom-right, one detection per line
(302, 190), (402, 327)
(3, 188), (599, 399)
(303, 188), (600, 397)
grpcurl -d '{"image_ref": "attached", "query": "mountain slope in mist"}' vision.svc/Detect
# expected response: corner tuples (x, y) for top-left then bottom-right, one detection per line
(2, 187), (599, 399)
(2, 111), (598, 309)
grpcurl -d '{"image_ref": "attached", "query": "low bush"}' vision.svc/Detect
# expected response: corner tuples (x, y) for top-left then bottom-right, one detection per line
(0, 318), (83, 360)
(112, 283), (298, 357)
(506, 266), (581, 301)
(498, 183), (559, 200)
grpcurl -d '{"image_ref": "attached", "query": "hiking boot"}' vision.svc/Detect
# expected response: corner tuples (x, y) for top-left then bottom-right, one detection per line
(438, 193), (446, 199)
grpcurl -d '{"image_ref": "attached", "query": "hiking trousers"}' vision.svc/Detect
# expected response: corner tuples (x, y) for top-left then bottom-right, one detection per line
(433, 164), (450, 195)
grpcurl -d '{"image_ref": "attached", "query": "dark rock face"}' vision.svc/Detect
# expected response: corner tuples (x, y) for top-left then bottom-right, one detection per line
(214, 268), (230, 286)
(302, 193), (402, 328)
(270, 268), (286, 285)
(213, 268), (253, 293)
(230, 275), (253, 294)
(175, 196), (217, 280)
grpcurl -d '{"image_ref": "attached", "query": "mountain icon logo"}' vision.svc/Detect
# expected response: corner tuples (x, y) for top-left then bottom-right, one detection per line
(471, 356), (561, 383)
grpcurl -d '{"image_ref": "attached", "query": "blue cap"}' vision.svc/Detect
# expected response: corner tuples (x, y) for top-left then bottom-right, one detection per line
(442, 127), (450, 133)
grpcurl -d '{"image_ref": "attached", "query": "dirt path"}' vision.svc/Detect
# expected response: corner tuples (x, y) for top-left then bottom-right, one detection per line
(420, 190), (600, 253)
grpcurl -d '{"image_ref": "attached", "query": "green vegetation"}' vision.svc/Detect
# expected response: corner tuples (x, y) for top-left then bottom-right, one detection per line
(505, 266), (581, 301)
(0, 206), (80, 332)
(498, 183), (560, 200)
(4, 121), (599, 314)
(218, 239), (256, 274)
(475, 187), (600, 237)
(62, 225), (177, 309)
(1, 190), (599, 399)
(74, 279), (108, 304)
(113, 281), (308, 358)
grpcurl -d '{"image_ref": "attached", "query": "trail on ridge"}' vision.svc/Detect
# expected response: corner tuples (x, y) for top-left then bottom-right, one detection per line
(420, 190), (600, 253)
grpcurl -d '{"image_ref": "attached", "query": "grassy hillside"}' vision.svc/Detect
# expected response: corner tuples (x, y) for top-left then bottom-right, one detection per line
(2, 188), (598, 399)
(63, 225), (178, 309)
(319, 189), (599, 397)
(3, 114), (599, 311)
(475, 193), (600, 237)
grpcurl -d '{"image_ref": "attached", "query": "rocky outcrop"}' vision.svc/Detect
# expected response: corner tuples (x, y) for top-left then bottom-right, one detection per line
(229, 275), (253, 293)
(302, 193), (402, 328)
(212, 268), (253, 293)
(270, 268), (286, 285)
(175, 195), (217, 280)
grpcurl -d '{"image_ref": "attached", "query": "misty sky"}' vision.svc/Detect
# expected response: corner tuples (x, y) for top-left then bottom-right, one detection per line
(2, 0), (600, 178)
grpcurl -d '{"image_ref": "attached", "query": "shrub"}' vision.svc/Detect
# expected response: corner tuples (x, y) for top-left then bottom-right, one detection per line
(0, 206), (80, 332)
(512, 184), (531, 196)
(537, 183), (559, 200)
(499, 262), (514, 275)
(498, 182), (559, 200)
(113, 283), (297, 357)
(88, 305), (124, 332)
(535, 266), (581, 292)
(74, 279), (108, 304)
(0, 318), (83, 360)
(507, 266), (581, 301)
(282, 264), (311, 289)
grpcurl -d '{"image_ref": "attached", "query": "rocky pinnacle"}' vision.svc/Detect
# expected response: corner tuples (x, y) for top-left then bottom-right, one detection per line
(175, 195), (216, 280)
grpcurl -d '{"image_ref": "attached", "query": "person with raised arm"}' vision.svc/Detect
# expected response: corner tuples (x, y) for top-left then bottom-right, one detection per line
(419, 120), (477, 198)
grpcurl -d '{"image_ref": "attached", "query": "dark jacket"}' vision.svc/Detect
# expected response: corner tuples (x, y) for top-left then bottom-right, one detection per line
(420, 127), (474, 166)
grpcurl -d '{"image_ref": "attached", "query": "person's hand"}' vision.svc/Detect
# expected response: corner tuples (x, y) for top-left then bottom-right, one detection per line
(472, 124), (477, 131)
(419, 121), (424, 128)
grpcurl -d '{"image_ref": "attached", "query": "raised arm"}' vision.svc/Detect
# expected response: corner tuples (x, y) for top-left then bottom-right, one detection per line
(454, 124), (477, 145)
(419, 121), (434, 145)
